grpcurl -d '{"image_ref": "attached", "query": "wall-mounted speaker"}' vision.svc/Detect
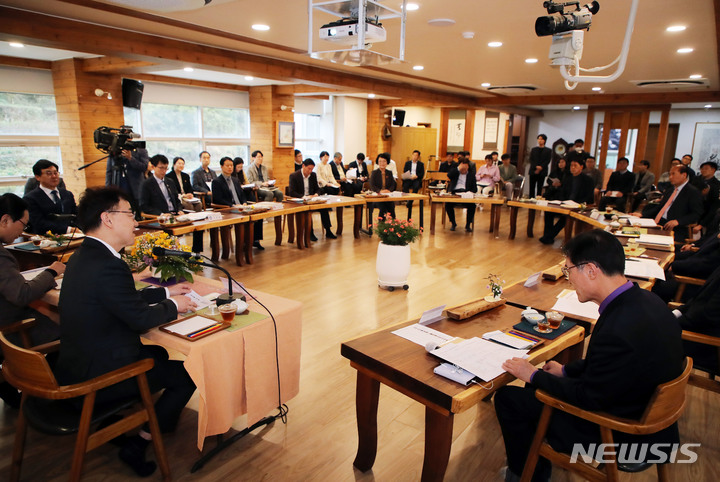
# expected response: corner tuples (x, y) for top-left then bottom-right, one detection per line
(122, 78), (144, 109)
(392, 109), (406, 127)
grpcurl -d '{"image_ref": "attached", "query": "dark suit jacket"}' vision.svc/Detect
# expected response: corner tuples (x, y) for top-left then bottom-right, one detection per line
(369, 169), (396, 193)
(330, 161), (347, 181)
(191, 167), (217, 194)
(438, 161), (457, 173)
(529, 146), (552, 176)
(678, 264), (720, 337)
(672, 237), (720, 279)
(532, 285), (683, 431)
(23, 187), (77, 235)
(0, 245), (56, 328)
(211, 175), (247, 206)
(348, 160), (369, 179)
(140, 176), (181, 215)
(288, 170), (321, 198)
(402, 160), (425, 180)
(699, 177), (720, 227)
(641, 182), (703, 228)
(605, 170), (635, 195)
(561, 173), (595, 204)
(446, 166), (478, 193)
(166, 170), (193, 196)
(105, 148), (149, 200)
(54, 237), (178, 385)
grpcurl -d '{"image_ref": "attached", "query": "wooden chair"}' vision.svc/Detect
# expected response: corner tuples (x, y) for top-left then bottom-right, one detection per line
(521, 357), (692, 482)
(0, 332), (170, 481)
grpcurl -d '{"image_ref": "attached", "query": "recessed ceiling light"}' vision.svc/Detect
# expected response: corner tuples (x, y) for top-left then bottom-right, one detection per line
(413, 65), (424, 71)
(427, 18), (455, 27)
(462, 31), (475, 39)
(592, 86), (602, 91)
(677, 47), (694, 54)
(368, 93), (376, 98)
(481, 82), (491, 88)
(9, 42), (24, 48)
(252, 24), (270, 31)
(705, 104), (712, 108)
(244, 76), (254, 81)
(405, 3), (419, 11)
(183, 67), (194, 72)
(573, 106), (581, 110)
(666, 25), (686, 32)
(488, 41), (503, 48)
(525, 58), (538, 63)
(689, 74), (702, 79)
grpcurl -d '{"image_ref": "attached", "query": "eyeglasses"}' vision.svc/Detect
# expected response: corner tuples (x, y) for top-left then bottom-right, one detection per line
(561, 262), (590, 279)
(17, 218), (28, 230)
(106, 210), (135, 218)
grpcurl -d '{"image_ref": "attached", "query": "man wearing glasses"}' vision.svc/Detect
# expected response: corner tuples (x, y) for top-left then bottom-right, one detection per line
(23, 159), (79, 235)
(494, 229), (684, 482)
(55, 187), (196, 476)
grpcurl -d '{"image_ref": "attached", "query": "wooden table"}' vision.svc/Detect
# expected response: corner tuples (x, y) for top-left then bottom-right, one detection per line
(357, 193), (429, 234)
(507, 200), (580, 242)
(341, 304), (585, 481)
(307, 195), (366, 243)
(429, 194), (505, 236)
(247, 204), (311, 262)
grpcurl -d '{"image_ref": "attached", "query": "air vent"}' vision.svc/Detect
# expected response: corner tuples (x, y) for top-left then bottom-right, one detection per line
(487, 85), (538, 94)
(631, 78), (709, 88)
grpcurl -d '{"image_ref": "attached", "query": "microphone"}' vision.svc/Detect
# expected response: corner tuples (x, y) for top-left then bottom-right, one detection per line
(49, 213), (77, 222)
(152, 247), (201, 259)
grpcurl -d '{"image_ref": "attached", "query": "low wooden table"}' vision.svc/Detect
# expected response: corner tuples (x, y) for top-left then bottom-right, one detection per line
(307, 195), (366, 243)
(341, 304), (585, 481)
(507, 200), (579, 242)
(357, 193), (429, 235)
(429, 194), (505, 235)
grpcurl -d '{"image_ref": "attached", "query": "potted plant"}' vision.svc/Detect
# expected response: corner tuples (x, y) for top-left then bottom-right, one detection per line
(371, 213), (421, 291)
(485, 273), (505, 302)
(123, 231), (201, 283)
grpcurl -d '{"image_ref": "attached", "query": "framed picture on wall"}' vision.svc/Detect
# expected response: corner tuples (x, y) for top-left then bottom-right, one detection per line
(691, 122), (720, 168)
(276, 121), (295, 148)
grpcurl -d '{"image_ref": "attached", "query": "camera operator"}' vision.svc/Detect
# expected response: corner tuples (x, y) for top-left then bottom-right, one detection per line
(105, 146), (149, 216)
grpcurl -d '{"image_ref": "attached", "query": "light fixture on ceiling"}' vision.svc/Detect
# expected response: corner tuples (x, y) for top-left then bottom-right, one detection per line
(666, 25), (686, 32)
(252, 24), (270, 31)
(488, 41), (502, 47)
(481, 82), (491, 87)
(244, 76), (254, 81)
(677, 47), (694, 53)
(705, 104), (712, 109)
(592, 86), (602, 91)
(9, 42), (24, 48)
(525, 58), (538, 63)
(413, 65), (424, 71)
(427, 18), (455, 27)
(368, 93), (376, 98)
(94, 88), (112, 100)
(689, 74), (702, 79)
(462, 31), (475, 39)
(573, 106), (581, 110)
(183, 67), (194, 72)
(405, 3), (419, 11)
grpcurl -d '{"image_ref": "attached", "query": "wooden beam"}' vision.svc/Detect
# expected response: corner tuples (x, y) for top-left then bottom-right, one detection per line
(82, 57), (158, 74)
(130, 74), (249, 92)
(478, 92), (720, 106)
(654, 109), (671, 170)
(0, 7), (479, 107)
(276, 85), (347, 95)
(0, 54), (50, 70)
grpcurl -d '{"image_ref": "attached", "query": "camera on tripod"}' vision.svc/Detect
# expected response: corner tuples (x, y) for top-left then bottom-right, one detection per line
(93, 125), (146, 156)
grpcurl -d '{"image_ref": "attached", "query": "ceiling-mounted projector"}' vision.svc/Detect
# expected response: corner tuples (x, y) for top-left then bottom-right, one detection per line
(320, 18), (386, 45)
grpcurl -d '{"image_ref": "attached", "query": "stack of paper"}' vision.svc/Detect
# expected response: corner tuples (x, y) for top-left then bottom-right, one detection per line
(623, 216), (657, 228)
(638, 233), (674, 248)
(561, 200), (580, 208)
(551, 289), (599, 320)
(392, 324), (455, 347)
(432, 337), (528, 381)
(625, 257), (665, 280)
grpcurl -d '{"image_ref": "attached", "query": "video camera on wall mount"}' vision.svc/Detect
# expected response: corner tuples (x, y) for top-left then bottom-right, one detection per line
(93, 125), (146, 156)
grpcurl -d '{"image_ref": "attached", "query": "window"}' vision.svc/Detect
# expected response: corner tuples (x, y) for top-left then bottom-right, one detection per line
(0, 92), (61, 194)
(294, 113), (323, 161)
(125, 103), (250, 173)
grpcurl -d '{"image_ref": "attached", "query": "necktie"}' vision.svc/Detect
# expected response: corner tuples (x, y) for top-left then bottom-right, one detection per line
(227, 177), (241, 205)
(257, 166), (264, 182)
(654, 188), (678, 224)
(159, 180), (174, 211)
(51, 190), (63, 213)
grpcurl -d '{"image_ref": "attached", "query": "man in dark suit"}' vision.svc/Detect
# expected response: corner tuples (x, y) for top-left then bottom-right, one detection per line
(289, 158), (334, 241)
(55, 187), (196, 477)
(598, 157), (635, 211)
(401, 150), (425, 220)
(23, 159), (78, 235)
(330, 152), (355, 197)
(347, 153), (369, 192)
(539, 159), (595, 244)
(639, 164), (703, 242)
(105, 146), (149, 214)
(212, 156), (265, 249)
(528, 134), (552, 198)
(191, 151), (217, 203)
(294, 149), (303, 172)
(496, 229), (684, 481)
(694, 161), (720, 232)
(445, 158), (478, 232)
(139, 155), (181, 215)
(369, 153), (396, 219)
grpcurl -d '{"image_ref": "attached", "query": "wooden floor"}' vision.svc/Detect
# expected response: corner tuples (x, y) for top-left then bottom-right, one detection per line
(2, 204), (719, 481)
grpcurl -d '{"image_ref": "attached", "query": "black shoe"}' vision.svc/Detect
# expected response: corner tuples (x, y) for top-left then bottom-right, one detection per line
(326, 230), (337, 239)
(539, 236), (554, 245)
(119, 435), (156, 477)
(450, 224), (457, 231)
(310, 232), (318, 242)
(253, 242), (265, 250)
(465, 226), (473, 232)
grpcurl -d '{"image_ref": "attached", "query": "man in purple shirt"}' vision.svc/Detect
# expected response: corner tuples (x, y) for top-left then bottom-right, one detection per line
(494, 229), (683, 481)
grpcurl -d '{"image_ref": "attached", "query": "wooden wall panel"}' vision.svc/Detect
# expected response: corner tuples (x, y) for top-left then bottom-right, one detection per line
(249, 86), (294, 192)
(365, 99), (391, 162)
(389, 127), (438, 168)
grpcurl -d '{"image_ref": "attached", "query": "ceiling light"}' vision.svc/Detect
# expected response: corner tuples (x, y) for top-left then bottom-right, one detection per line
(183, 67), (194, 72)
(677, 47), (694, 54)
(244, 76), (254, 81)
(525, 58), (538, 64)
(462, 31), (475, 39)
(689, 74), (702, 79)
(592, 86), (602, 91)
(573, 106), (581, 110)
(252, 24), (270, 31)
(413, 65), (424, 71)
(666, 25), (686, 32)
(368, 93), (376, 98)
(9, 42), (24, 48)
(94, 88), (112, 100)
(488, 41), (502, 48)
(405, 3), (419, 11)
(427, 18), (455, 27)
(481, 82), (491, 88)
(705, 104), (712, 108)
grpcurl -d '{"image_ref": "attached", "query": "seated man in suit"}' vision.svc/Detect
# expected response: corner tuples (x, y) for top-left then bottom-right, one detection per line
(583, 156), (603, 199)
(598, 157), (635, 211)
(191, 151), (216, 204)
(54, 187), (196, 477)
(139, 155), (181, 215)
(636, 164), (703, 243)
(369, 153), (396, 219)
(540, 159), (595, 245)
(246, 150), (283, 202)
(288, 159), (335, 240)
(694, 161), (720, 234)
(347, 152), (369, 192)
(629, 160), (656, 212)
(23, 159), (79, 235)
(401, 150), (425, 220)
(445, 158), (477, 232)
(498, 154), (519, 199)
(496, 229), (684, 482)
(212, 156), (265, 250)
(330, 152), (355, 197)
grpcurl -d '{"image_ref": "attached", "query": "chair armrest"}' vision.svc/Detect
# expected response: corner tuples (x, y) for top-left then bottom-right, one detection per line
(674, 275), (705, 286)
(668, 302), (682, 309)
(0, 318), (37, 335)
(52, 358), (155, 400)
(210, 203), (233, 210)
(140, 212), (158, 220)
(681, 330), (720, 347)
(30, 340), (60, 354)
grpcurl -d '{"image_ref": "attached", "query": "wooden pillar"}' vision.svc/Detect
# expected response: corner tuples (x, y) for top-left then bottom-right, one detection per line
(51, 59), (125, 192)
(249, 85), (294, 192)
(366, 99), (390, 161)
(654, 108), (670, 176)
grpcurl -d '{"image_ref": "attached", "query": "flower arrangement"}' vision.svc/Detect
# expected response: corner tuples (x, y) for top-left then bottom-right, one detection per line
(45, 230), (69, 246)
(371, 213), (422, 246)
(486, 273), (504, 299)
(122, 231), (200, 282)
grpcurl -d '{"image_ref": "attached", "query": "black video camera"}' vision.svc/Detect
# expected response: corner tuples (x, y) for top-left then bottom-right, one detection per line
(536, 1), (599, 37)
(93, 125), (146, 156)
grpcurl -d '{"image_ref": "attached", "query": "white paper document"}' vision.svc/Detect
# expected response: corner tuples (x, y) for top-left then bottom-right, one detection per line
(625, 257), (666, 280)
(552, 289), (600, 320)
(346, 168), (358, 179)
(561, 200), (580, 208)
(432, 337), (528, 382)
(20, 267), (47, 281)
(392, 324), (455, 347)
(482, 330), (535, 350)
(638, 234), (674, 247)
(164, 316), (218, 336)
(418, 305), (446, 325)
(524, 272), (542, 287)
(623, 215), (657, 228)
(460, 192), (474, 199)
(186, 290), (212, 310)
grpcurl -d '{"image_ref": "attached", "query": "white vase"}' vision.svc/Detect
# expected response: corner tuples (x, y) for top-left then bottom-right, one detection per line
(484, 294), (502, 302)
(376, 242), (411, 289)
(150, 266), (162, 279)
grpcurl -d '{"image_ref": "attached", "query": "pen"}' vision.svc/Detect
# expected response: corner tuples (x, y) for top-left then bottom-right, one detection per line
(189, 324), (224, 338)
(508, 330), (540, 344)
(187, 323), (222, 338)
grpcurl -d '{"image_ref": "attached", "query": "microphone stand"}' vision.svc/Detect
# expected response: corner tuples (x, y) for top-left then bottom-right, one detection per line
(187, 256), (245, 305)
